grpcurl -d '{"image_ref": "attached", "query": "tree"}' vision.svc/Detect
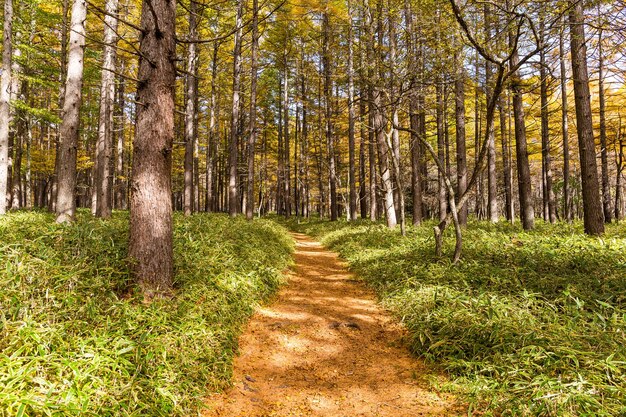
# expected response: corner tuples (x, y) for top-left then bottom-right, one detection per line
(0, 0), (12, 215)
(569, 0), (604, 235)
(56, 0), (87, 223)
(129, 0), (176, 298)
(183, 0), (199, 216)
(94, 0), (119, 219)
(246, 0), (259, 220)
(229, 0), (244, 217)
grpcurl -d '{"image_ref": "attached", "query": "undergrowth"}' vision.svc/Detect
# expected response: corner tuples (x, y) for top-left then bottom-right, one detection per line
(283, 217), (626, 416)
(0, 211), (293, 417)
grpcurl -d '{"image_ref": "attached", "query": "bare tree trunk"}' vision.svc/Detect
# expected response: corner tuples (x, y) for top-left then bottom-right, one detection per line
(559, 18), (571, 222)
(323, 11), (338, 221)
(598, 27), (612, 223)
(56, 0), (86, 223)
(129, 0), (176, 298)
(508, 1), (534, 230)
(183, 0), (198, 216)
(499, 95), (513, 223)
(0, 0), (12, 215)
(347, 0), (357, 221)
(455, 65), (467, 226)
(114, 65), (126, 209)
(94, 0), (119, 218)
(283, 57), (292, 217)
(569, 1), (605, 235)
(539, 28), (556, 223)
(436, 82), (447, 222)
(246, 0), (259, 220)
(484, 4), (498, 223)
(205, 44), (220, 212)
(228, 0), (244, 217)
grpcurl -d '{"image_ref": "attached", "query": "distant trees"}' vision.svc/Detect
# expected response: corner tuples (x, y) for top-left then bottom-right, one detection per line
(3, 0), (626, 275)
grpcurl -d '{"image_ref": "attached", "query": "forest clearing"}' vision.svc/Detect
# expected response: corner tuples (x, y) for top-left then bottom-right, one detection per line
(1, 0), (626, 415)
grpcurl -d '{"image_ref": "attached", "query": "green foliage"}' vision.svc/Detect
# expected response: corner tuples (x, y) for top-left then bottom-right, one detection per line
(284, 217), (626, 416)
(0, 211), (293, 416)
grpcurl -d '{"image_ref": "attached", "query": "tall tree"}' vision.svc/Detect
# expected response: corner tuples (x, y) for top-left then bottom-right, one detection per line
(597, 25), (612, 223)
(183, 0), (199, 216)
(347, 0), (357, 221)
(246, 0), (259, 220)
(0, 0), (12, 215)
(55, 0), (87, 223)
(569, 0), (604, 235)
(129, 0), (176, 297)
(94, 0), (119, 219)
(229, 0), (244, 217)
(559, 18), (571, 222)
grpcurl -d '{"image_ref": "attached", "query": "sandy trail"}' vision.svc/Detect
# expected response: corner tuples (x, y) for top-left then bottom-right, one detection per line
(203, 233), (461, 417)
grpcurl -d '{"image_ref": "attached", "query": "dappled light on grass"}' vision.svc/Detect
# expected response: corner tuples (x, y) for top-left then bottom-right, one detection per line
(281, 217), (626, 416)
(0, 211), (293, 416)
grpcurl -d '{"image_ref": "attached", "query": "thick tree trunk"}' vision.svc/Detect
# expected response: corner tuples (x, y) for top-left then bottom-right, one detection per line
(94, 0), (119, 218)
(114, 67), (126, 209)
(56, 0), (86, 223)
(569, 1), (605, 235)
(228, 0), (244, 217)
(246, 0), (259, 220)
(0, 0), (12, 215)
(436, 82), (447, 222)
(129, 0), (176, 298)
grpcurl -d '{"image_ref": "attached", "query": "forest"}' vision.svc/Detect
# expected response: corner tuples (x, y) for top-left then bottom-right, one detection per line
(0, 0), (625, 416)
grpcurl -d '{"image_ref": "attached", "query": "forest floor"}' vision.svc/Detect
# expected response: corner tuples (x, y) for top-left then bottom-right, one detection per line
(203, 232), (463, 417)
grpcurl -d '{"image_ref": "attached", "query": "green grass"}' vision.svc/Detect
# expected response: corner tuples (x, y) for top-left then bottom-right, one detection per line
(0, 211), (294, 417)
(282, 217), (626, 416)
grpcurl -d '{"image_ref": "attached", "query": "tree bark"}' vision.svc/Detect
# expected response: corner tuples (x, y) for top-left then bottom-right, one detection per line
(569, 1), (605, 235)
(559, 18), (571, 222)
(246, 0), (259, 220)
(0, 0), (12, 215)
(129, 0), (176, 298)
(347, 0), (357, 221)
(598, 27), (612, 223)
(508, 2), (534, 230)
(539, 28), (556, 223)
(322, 11), (338, 221)
(228, 0), (244, 217)
(94, 0), (119, 218)
(183, 0), (198, 216)
(56, 0), (87, 223)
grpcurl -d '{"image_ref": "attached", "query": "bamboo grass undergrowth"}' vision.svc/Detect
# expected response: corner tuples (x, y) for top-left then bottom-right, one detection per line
(282, 217), (626, 416)
(0, 211), (293, 416)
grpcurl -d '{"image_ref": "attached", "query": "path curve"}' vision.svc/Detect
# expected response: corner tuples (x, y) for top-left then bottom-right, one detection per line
(203, 233), (460, 417)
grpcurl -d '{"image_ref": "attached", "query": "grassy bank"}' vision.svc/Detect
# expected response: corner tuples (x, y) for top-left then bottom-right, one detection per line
(0, 211), (293, 417)
(284, 217), (626, 416)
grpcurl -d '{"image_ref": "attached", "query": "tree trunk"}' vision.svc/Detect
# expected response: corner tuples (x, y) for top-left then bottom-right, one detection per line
(94, 0), (119, 218)
(436, 81), (447, 222)
(455, 66), (467, 226)
(129, 0), (176, 298)
(559, 18), (571, 222)
(323, 11), (338, 221)
(205, 43), (220, 212)
(539, 30), (557, 223)
(56, 0), (86, 223)
(569, 1), (605, 235)
(484, 4), (498, 223)
(508, 1), (534, 230)
(228, 0), (244, 217)
(246, 0), (259, 220)
(183, 0), (198, 216)
(0, 0), (12, 215)
(347, 0), (357, 221)
(598, 27), (612, 223)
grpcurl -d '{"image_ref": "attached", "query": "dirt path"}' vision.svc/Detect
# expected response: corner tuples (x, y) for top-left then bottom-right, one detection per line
(203, 233), (461, 417)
